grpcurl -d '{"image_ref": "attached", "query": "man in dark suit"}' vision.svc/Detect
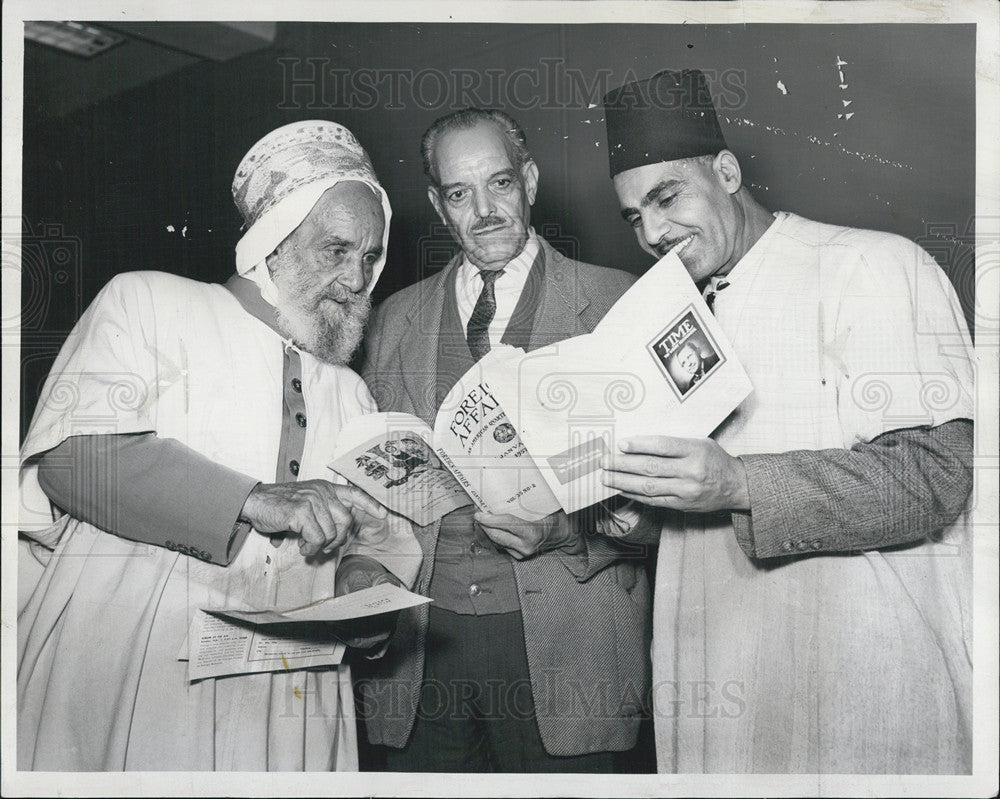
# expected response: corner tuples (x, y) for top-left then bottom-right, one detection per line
(339, 108), (651, 772)
(671, 341), (720, 394)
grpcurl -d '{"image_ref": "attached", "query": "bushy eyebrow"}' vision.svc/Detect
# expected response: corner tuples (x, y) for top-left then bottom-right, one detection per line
(620, 179), (685, 221)
(439, 168), (518, 193)
(323, 236), (383, 257)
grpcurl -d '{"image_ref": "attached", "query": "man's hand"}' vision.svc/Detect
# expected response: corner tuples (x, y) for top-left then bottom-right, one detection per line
(333, 555), (402, 653)
(602, 436), (750, 512)
(474, 511), (584, 560)
(239, 480), (387, 558)
(335, 554), (402, 596)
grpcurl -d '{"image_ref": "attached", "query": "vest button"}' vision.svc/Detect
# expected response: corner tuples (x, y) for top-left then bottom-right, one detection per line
(289, 460), (300, 476)
(295, 412), (307, 428)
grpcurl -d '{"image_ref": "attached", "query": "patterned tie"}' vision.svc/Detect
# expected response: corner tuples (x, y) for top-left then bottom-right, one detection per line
(466, 268), (505, 361)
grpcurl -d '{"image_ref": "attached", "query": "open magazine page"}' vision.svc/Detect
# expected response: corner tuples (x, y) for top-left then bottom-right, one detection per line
(482, 250), (753, 514)
(181, 584), (431, 681)
(432, 361), (561, 521)
(329, 411), (470, 526)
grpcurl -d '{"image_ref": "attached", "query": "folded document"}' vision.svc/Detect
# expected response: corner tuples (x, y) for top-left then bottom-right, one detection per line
(180, 583), (431, 680)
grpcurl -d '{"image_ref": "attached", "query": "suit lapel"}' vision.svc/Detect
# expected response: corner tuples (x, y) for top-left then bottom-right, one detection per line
(527, 238), (593, 351)
(396, 253), (461, 424)
(394, 239), (592, 422)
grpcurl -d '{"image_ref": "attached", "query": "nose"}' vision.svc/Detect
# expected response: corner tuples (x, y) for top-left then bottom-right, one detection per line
(335, 254), (369, 294)
(472, 188), (496, 219)
(642, 211), (673, 251)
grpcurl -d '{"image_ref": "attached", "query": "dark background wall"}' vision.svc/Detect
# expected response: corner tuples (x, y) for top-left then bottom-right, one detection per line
(20, 22), (977, 439)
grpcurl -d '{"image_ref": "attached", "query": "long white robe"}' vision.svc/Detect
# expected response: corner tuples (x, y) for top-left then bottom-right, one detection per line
(652, 213), (975, 774)
(18, 271), (419, 771)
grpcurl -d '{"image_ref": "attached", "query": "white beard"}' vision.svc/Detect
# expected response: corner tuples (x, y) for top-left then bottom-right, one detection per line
(274, 287), (371, 365)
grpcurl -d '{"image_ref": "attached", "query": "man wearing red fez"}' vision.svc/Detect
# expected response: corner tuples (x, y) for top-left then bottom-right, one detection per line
(17, 121), (420, 770)
(600, 69), (973, 774)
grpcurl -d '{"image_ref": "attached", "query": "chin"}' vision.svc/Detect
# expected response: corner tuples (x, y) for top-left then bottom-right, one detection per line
(276, 297), (370, 366)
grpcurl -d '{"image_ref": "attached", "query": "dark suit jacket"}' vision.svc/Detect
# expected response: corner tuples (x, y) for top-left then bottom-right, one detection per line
(358, 237), (652, 756)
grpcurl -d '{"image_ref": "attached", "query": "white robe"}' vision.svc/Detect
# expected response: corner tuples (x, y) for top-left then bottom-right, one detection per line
(652, 213), (975, 773)
(18, 271), (419, 771)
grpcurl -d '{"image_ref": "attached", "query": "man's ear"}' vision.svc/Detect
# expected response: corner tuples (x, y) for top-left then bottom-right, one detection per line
(521, 160), (539, 206)
(713, 150), (743, 195)
(427, 184), (447, 225)
(264, 248), (280, 276)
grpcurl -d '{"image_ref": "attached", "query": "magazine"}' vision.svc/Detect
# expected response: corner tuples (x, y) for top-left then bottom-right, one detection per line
(328, 359), (562, 526)
(329, 250), (753, 521)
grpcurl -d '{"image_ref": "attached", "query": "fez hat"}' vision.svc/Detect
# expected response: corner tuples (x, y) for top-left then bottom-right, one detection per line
(603, 69), (728, 178)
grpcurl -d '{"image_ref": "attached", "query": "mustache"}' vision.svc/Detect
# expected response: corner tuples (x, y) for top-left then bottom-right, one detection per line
(326, 284), (367, 304)
(653, 236), (684, 258)
(471, 216), (507, 234)
(653, 236), (687, 257)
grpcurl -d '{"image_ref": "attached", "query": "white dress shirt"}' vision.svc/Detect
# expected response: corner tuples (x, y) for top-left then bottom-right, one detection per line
(455, 231), (540, 349)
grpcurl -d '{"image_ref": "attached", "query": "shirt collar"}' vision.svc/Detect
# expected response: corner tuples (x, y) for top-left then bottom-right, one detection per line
(718, 211), (788, 288)
(458, 229), (539, 289)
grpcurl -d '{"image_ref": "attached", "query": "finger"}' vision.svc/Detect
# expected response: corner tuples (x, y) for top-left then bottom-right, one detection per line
(297, 507), (327, 557)
(617, 435), (694, 457)
(336, 484), (388, 520)
(602, 471), (690, 500)
(474, 512), (529, 541)
(480, 525), (528, 557)
(309, 499), (349, 554)
(474, 511), (518, 527)
(370, 570), (403, 588)
(616, 491), (686, 509)
(602, 452), (685, 479)
(477, 520), (530, 544)
(317, 487), (357, 545)
(596, 514), (628, 538)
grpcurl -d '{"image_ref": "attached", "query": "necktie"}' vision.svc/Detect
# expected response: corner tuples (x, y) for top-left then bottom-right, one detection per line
(466, 268), (505, 361)
(703, 278), (730, 314)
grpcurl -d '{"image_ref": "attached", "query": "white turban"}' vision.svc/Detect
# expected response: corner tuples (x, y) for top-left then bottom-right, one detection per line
(232, 120), (392, 307)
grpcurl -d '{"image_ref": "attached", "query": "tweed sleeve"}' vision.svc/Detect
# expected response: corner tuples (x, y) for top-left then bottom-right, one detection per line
(732, 419), (972, 559)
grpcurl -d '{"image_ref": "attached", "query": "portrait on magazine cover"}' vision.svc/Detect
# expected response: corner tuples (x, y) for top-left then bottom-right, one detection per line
(648, 307), (724, 399)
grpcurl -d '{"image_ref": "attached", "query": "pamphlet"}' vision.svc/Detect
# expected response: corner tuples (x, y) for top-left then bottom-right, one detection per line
(180, 583), (431, 681)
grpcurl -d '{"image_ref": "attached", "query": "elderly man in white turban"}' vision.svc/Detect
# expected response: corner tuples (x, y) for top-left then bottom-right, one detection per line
(17, 121), (420, 771)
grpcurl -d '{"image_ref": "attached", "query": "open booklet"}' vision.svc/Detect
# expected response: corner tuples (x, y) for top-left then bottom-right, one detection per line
(179, 583), (431, 681)
(329, 249), (752, 522)
(328, 373), (563, 526)
(480, 249), (754, 513)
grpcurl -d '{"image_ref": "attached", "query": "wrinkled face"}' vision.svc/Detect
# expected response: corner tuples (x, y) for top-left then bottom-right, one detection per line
(676, 344), (701, 376)
(613, 153), (741, 284)
(268, 181), (384, 364)
(428, 122), (539, 271)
